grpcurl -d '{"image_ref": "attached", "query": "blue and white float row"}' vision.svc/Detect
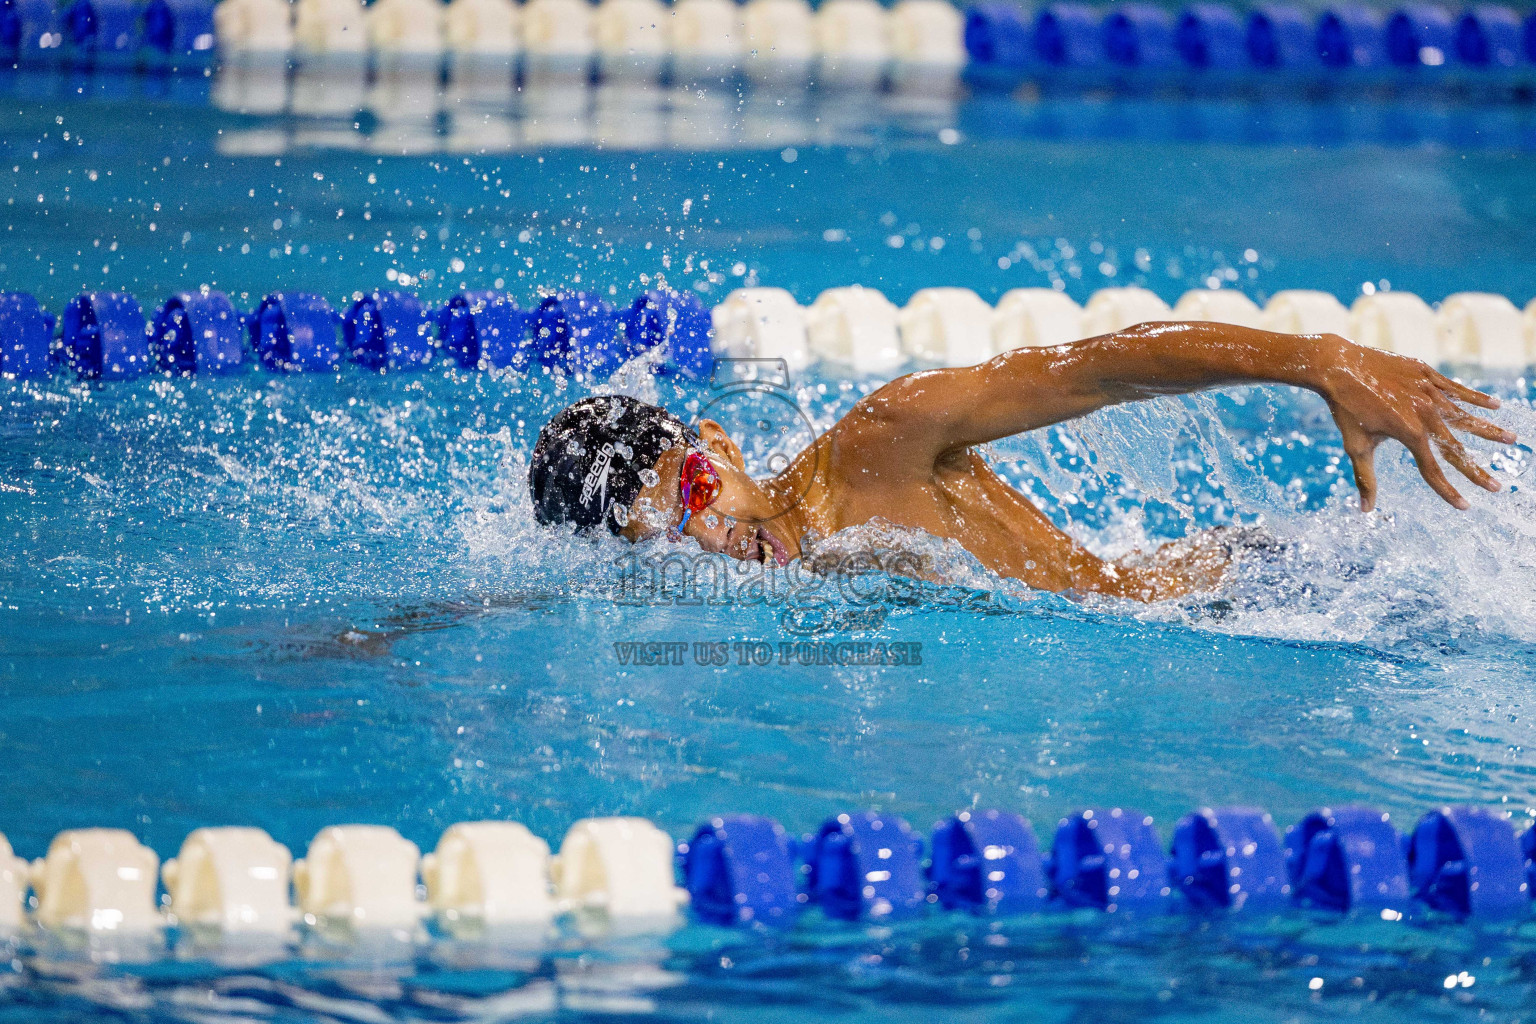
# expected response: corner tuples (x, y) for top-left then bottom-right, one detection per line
(6, 284), (1536, 381)
(1, 803), (1533, 938)
(213, 0), (965, 74)
(24, 0), (1536, 82)
(713, 284), (1536, 375)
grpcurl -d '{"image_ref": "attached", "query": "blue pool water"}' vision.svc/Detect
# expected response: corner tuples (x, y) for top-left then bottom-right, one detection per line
(4, 66), (1536, 1021)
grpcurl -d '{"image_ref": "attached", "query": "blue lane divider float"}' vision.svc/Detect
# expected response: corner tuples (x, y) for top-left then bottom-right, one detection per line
(8, 0), (212, 61)
(1523, 820), (1536, 893)
(61, 291), (150, 379)
(1408, 806), (1529, 918)
(1314, 4), (1387, 69)
(62, 0), (140, 56)
(963, 3), (1536, 85)
(807, 812), (927, 921)
(141, 0), (215, 56)
(964, 2), (1035, 79)
(1456, 4), (1525, 68)
(0, 292), (55, 378)
(1171, 806), (1289, 910)
(678, 814), (803, 928)
(151, 290), (244, 374)
(929, 808), (1048, 914)
(438, 291), (534, 371)
(0, 286), (720, 382)
(1176, 3), (1248, 70)
(533, 291), (632, 378)
(344, 289), (435, 370)
(623, 288), (714, 381)
(1033, 2), (1101, 68)
(250, 292), (340, 372)
(1050, 807), (1170, 912)
(0, 0), (55, 59)
(1103, 3), (1179, 70)
(1285, 805), (1410, 913)
(1246, 4), (1317, 70)
(1386, 4), (1455, 68)
(677, 804), (1535, 928)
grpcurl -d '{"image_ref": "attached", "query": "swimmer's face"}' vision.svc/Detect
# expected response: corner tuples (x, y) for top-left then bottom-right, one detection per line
(620, 419), (792, 566)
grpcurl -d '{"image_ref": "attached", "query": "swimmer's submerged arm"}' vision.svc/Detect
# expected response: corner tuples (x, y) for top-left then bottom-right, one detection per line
(864, 321), (1515, 511)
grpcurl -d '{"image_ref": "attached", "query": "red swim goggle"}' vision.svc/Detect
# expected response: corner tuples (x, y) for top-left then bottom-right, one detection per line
(673, 449), (722, 535)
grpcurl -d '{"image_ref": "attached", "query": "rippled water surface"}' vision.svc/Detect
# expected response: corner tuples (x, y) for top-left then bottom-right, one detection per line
(3, 66), (1536, 1022)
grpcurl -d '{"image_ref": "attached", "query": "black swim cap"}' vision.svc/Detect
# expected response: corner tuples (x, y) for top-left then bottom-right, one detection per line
(528, 395), (694, 535)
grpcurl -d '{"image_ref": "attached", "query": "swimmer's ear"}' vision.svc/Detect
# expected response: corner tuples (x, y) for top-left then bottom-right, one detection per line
(696, 419), (747, 472)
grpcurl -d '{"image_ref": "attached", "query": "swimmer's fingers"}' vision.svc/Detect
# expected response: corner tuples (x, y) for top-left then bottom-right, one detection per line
(1431, 424), (1502, 495)
(1404, 429), (1469, 510)
(1336, 414), (1379, 513)
(1432, 372), (1501, 411)
(1433, 393), (1518, 445)
(1347, 442), (1379, 513)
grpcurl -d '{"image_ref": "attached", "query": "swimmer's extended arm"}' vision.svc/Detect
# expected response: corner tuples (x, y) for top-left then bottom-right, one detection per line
(856, 321), (1515, 512)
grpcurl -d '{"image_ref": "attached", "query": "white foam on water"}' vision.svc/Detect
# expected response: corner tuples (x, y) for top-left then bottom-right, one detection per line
(1036, 389), (1536, 652)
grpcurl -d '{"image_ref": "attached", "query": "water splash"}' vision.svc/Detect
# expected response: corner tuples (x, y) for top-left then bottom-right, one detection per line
(4, 367), (1533, 658)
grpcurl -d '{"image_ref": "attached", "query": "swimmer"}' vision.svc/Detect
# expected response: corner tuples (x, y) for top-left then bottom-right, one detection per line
(528, 323), (1515, 601)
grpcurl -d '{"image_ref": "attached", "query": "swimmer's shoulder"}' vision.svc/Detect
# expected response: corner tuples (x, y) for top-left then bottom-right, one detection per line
(824, 370), (976, 482)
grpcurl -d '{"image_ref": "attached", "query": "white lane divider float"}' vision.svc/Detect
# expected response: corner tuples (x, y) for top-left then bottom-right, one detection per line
(813, 0), (891, 84)
(162, 827), (295, 934)
(740, 0), (816, 73)
(717, 283), (1536, 375)
(291, 0), (370, 117)
(293, 825), (425, 931)
(991, 288), (1084, 351)
(552, 818), (689, 927)
(1259, 289), (1351, 336)
(31, 829), (162, 933)
(207, 0), (969, 90)
(367, 0), (446, 56)
(1171, 288), (1263, 329)
(423, 821), (556, 926)
(0, 834), (26, 932)
(213, 0), (294, 53)
(1436, 292), (1529, 373)
(293, 0), (369, 54)
(889, 0), (966, 68)
(805, 285), (905, 375)
(523, 0), (597, 61)
(669, 0), (743, 65)
(444, 0), (521, 58)
(595, 0), (671, 66)
(1081, 286), (1173, 336)
(711, 287), (813, 372)
(1348, 291), (1439, 365)
(899, 287), (994, 366)
(367, 0), (444, 124)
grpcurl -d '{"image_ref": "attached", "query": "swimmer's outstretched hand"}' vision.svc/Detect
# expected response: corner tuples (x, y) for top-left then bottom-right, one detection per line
(1316, 339), (1516, 512)
(868, 320), (1514, 518)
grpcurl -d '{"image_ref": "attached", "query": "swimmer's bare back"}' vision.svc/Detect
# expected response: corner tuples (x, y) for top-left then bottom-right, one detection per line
(762, 323), (1515, 601)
